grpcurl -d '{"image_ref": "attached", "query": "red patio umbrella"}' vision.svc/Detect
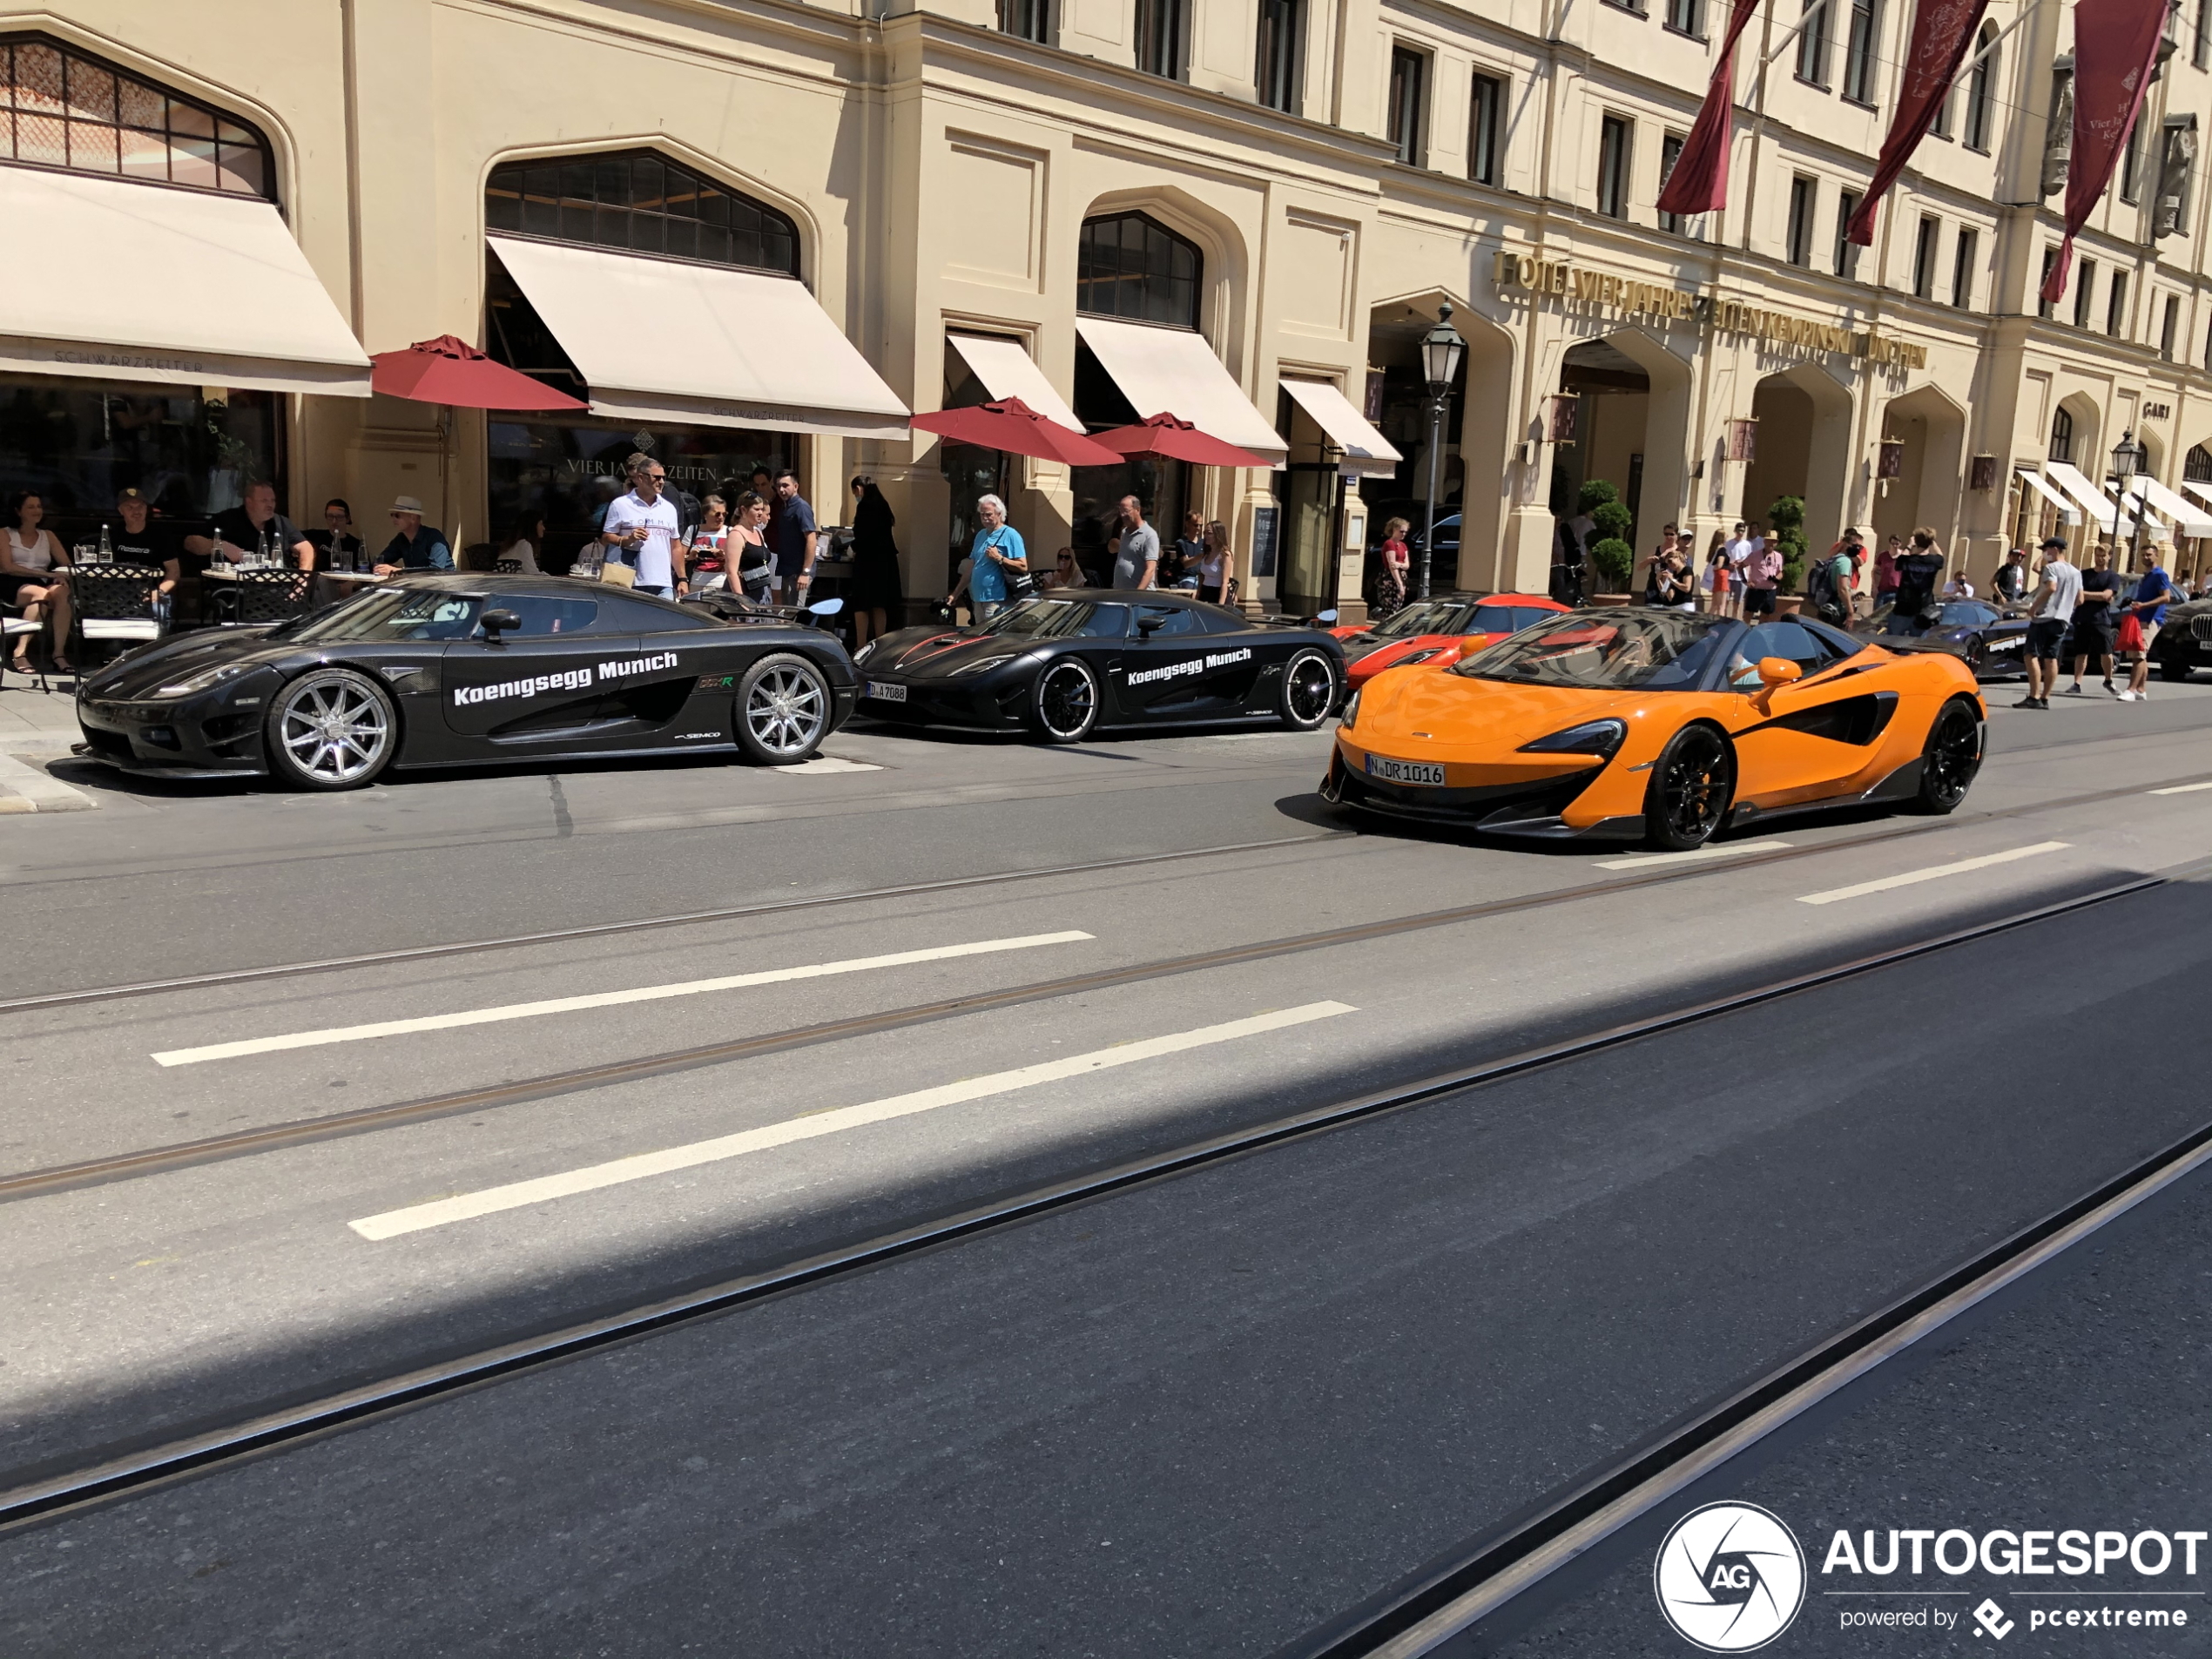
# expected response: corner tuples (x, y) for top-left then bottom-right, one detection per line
(369, 334), (587, 411)
(1089, 412), (1277, 469)
(910, 396), (1125, 469)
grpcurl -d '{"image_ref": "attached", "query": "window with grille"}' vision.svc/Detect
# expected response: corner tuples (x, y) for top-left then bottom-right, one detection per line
(1256, 0), (1299, 111)
(2040, 247), (2059, 319)
(1471, 73), (1503, 185)
(486, 152), (799, 274)
(1076, 212), (1202, 328)
(1597, 115), (1632, 219)
(2197, 0), (2210, 70)
(1658, 133), (1688, 233)
(1951, 227), (1977, 307)
(1965, 24), (1997, 151)
(0, 33), (273, 200)
(2050, 407), (2074, 463)
(1912, 215), (1939, 298)
(1797, 0), (1832, 85)
(2187, 443), (2212, 482)
(1136, 0), (1184, 79)
(1835, 191), (1862, 275)
(1788, 177), (1816, 266)
(2162, 293), (2181, 359)
(2107, 271), (2128, 335)
(2074, 260), (2098, 328)
(1000, 0), (1050, 43)
(1843, 0), (1879, 104)
(1388, 47), (1427, 165)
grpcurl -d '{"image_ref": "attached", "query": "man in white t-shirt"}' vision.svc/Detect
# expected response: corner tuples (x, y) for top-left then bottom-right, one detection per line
(600, 452), (685, 597)
(2017, 540), (2080, 709)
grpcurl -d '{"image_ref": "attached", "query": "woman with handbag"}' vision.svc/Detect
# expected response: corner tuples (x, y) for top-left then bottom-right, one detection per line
(965, 493), (1028, 624)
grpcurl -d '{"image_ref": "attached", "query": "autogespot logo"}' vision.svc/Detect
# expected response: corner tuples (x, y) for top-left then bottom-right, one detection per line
(1655, 1502), (1809, 1652)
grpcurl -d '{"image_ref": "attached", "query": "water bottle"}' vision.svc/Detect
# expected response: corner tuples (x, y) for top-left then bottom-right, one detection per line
(98, 523), (113, 564)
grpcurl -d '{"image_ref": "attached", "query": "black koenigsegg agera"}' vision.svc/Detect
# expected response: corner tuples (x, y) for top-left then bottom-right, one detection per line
(73, 575), (857, 788)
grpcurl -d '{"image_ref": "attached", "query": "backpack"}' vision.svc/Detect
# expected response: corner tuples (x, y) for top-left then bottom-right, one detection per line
(1805, 555), (1838, 616)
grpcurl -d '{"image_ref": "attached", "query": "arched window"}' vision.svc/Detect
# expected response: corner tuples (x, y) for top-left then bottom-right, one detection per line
(2049, 406), (2074, 463)
(1964, 23), (1998, 152)
(2186, 444), (2212, 484)
(486, 150), (799, 276)
(1076, 212), (1202, 329)
(0, 34), (273, 199)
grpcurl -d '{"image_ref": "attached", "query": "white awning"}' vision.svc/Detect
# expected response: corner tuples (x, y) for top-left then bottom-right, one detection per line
(2045, 462), (2123, 532)
(2101, 481), (2170, 536)
(947, 334), (1081, 432)
(2128, 475), (2212, 535)
(0, 165), (369, 395)
(490, 234), (908, 438)
(2015, 470), (2080, 525)
(1076, 317), (1287, 462)
(2183, 479), (2212, 516)
(1280, 379), (1403, 478)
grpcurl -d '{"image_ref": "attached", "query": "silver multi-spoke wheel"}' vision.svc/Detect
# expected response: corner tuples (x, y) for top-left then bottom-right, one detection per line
(734, 654), (830, 762)
(1278, 648), (1339, 730)
(266, 670), (395, 790)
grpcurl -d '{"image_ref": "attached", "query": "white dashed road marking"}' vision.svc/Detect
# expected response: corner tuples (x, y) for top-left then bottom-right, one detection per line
(2148, 780), (2212, 796)
(1795, 842), (2070, 907)
(1595, 840), (1792, 871)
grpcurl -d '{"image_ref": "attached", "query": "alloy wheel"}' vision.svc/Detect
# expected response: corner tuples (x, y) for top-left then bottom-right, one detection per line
(277, 676), (391, 786)
(1658, 726), (1732, 844)
(1922, 704), (1981, 806)
(1038, 662), (1096, 739)
(745, 664), (827, 757)
(1283, 651), (1337, 728)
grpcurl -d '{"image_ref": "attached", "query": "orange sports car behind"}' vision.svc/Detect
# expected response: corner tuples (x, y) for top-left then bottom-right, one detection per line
(1332, 592), (1570, 689)
(1324, 607), (1986, 849)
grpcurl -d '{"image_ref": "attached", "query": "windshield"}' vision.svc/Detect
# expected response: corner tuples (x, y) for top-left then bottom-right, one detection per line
(1456, 610), (1733, 691)
(1372, 599), (1475, 638)
(1936, 602), (1997, 627)
(983, 598), (1130, 639)
(276, 587), (484, 644)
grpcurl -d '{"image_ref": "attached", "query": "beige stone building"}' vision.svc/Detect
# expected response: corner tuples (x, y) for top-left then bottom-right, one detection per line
(4, 0), (2210, 619)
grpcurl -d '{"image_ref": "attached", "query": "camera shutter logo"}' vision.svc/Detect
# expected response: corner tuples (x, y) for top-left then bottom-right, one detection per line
(1653, 1502), (1806, 1652)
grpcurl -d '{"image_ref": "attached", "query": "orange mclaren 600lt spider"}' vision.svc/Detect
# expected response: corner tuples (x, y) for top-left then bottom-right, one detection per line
(1322, 607), (1986, 850)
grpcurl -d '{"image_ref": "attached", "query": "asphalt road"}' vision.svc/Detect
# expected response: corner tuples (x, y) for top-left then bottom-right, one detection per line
(1, 684), (2209, 1656)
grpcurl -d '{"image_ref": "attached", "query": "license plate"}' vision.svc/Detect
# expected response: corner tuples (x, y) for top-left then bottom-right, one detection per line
(1365, 754), (1447, 786)
(865, 680), (907, 703)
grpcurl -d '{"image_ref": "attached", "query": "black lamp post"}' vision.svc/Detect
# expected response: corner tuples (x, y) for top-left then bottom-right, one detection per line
(1418, 303), (1465, 601)
(2110, 429), (2149, 568)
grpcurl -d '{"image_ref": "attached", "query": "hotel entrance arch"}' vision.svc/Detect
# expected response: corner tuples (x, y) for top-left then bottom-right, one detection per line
(1738, 366), (1854, 554)
(1550, 330), (1692, 557)
(1870, 384), (1967, 552)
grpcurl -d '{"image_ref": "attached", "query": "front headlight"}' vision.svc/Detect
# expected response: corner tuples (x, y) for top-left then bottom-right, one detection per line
(1340, 690), (1362, 728)
(1517, 718), (1626, 758)
(152, 662), (251, 699)
(851, 640), (878, 666)
(948, 654), (1020, 677)
(1397, 648), (1445, 666)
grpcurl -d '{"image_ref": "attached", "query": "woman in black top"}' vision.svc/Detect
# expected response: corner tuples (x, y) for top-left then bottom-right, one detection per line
(846, 477), (906, 646)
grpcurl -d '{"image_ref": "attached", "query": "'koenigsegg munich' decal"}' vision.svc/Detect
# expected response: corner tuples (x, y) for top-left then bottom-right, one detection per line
(453, 652), (682, 707)
(1123, 647), (1251, 687)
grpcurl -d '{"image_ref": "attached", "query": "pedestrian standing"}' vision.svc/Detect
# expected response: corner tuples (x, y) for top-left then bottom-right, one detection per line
(2116, 543), (2179, 701)
(1875, 536), (1902, 610)
(963, 494), (1026, 625)
(2016, 540), (2080, 709)
(1110, 495), (1159, 590)
(1891, 529), (1946, 625)
(599, 454), (684, 597)
(768, 469), (818, 604)
(846, 477), (905, 645)
(1808, 536), (1855, 626)
(1197, 521), (1233, 605)
(2066, 543), (2118, 694)
(1742, 536), (1783, 617)
(686, 495), (730, 590)
(1170, 511), (1204, 589)
(1992, 547), (2031, 606)
(1377, 517), (1411, 611)
(730, 492), (775, 604)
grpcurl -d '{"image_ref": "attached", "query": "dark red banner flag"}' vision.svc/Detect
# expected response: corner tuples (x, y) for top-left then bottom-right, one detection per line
(1845, 0), (1992, 245)
(2040, 0), (2168, 302)
(1655, 0), (1764, 219)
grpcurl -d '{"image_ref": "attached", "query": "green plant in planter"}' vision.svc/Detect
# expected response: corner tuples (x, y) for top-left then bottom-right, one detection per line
(1590, 537), (1635, 591)
(1576, 479), (1620, 514)
(1592, 501), (1634, 544)
(1768, 495), (1809, 593)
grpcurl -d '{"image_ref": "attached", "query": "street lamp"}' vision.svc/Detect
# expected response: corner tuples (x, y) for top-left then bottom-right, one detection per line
(1418, 302), (1465, 601)
(2110, 429), (2149, 569)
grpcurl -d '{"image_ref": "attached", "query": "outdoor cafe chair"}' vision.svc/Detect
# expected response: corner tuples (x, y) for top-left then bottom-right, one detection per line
(70, 564), (165, 666)
(2, 602), (50, 691)
(212, 569), (314, 626)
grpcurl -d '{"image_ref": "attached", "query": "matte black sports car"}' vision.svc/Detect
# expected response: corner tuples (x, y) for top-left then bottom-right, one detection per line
(850, 590), (1345, 741)
(2152, 593), (2212, 682)
(1855, 598), (2031, 679)
(72, 575), (857, 789)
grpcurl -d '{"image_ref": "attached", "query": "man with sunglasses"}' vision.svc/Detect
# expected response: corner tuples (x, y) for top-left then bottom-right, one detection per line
(600, 452), (686, 597)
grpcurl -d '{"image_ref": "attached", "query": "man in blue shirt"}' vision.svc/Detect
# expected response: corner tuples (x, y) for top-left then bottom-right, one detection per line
(965, 494), (1026, 624)
(2119, 550), (2177, 701)
(768, 470), (818, 603)
(374, 496), (454, 575)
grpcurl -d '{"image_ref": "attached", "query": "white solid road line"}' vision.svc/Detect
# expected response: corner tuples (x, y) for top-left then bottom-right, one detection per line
(152, 932), (1094, 1068)
(1595, 840), (1791, 871)
(2148, 780), (2212, 796)
(1795, 842), (2070, 907)
(348, 1001), (1357, 1240)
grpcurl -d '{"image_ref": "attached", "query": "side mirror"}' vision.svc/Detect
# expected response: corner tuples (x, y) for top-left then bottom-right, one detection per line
(1136, 612), (1166, 634)
(1314, 609), (1339, 624)
(480, 608), (520, 639)
(807, 597), (846, 617)
(1457, 637), (1488, 659)
(1757, 656), (1803, 687)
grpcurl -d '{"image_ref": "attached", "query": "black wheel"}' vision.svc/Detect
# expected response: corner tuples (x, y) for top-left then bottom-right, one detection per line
(1278, 648), (1339, 730)
(1912, 697), (1983, 814)
(733, 652), (831, 763)
(2159, 652), (2193, 684)
(264, 668), (396, 791)
(1028, 658), (1098, 743)
(1642, 723), (1735, 850)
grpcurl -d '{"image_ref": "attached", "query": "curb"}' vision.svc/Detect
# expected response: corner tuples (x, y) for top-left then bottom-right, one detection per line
(0, 749), (97, 813)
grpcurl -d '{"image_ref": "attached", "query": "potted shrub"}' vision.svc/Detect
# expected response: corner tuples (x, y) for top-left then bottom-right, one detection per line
(1769, 496), (1809, 615)
(1578, 480), (1636, 602)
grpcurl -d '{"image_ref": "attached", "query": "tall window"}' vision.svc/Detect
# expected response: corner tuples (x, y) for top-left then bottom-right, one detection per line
(1787, 176), (1816, 265)
(2122, 119), (2144, 202)
(1964, 24), (1997, 151)
(1597, 115), (1633, 218)
(1667, 0), (1704, 36)
(1912, 215), (1939, 297)
(1076, 212), (1201, 328)
(1932, 83), (1955, 138)
(1658, 132), (1688, 233)
(1951, 226), (1977, 307)
(1835, 190), (1862, 275)
(2107, 271), (2128, 335)
(2039, 246), (2059, 318)
(2198, 0), (2210, 70)
(2050, 407), (2074, 463)
(2162, 293), (2182, 359)
(2188, 443), (2212, 482)
(0, 33), (273, 199)
(1136, 0), (1184, 78)
(486, 152), (799, 274)
(1797, 0), (1832, 85)
(1256, 0), (1299, 111)
(999, 0), (1050, 42)
(1843, 0), (1879, 104)
(1387, 47), (1426, 165)
(1470, 72), (1503, 185)
(2074, 259), (2098, 328)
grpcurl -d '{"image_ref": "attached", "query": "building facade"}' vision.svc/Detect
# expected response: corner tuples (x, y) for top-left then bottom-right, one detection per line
(4, 0), (2209, 615)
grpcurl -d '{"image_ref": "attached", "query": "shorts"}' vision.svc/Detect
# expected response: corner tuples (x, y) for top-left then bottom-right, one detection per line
(2068, 614), (2114, 658)
(1743, 586), (1777, 617)
(2026, 617), (2067, 661)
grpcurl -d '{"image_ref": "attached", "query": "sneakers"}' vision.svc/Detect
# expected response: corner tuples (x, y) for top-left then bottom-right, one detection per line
(2115, 690), (2140, 702)
(2012, 695), (2049, 709)
(2107, 682), (2126, 698)
(2064, 684), (2086, 695)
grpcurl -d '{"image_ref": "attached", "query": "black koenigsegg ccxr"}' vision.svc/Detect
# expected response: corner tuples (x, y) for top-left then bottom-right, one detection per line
(848, 591), (1346, 741)
(73, 575), (858, 788)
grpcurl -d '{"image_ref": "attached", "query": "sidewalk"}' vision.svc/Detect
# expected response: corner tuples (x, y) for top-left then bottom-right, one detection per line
(0, 683), (97, 812)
